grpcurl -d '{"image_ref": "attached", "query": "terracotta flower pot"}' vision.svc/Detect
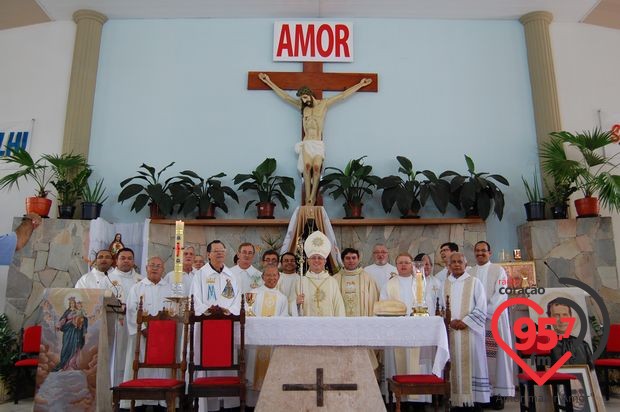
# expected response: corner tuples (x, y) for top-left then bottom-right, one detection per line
(149, 203), (165, 219)
(197, 203), (216, 219)
(400, 209), (421, 219)
(574, 197), (600, 218)
(25, 197), (52, 218)
(344, 203), (364, 219)
(256, 202), (275, 219)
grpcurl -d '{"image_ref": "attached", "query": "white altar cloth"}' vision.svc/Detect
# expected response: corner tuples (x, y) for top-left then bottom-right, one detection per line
(245, 316), (449, 376)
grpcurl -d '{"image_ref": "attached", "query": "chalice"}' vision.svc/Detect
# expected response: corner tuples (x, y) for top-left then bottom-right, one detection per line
(245, 292), (257, 317)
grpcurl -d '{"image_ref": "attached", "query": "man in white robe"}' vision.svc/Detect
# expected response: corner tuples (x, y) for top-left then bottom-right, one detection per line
(247, 266), (290, 406)
(442, 252), (491, 408)
(296, 231), (345, 317)
(75, 249), (116, 290)
(364, 243), (397, 292)
(122, 256), (173, 409)
(277, 252), (300, 315)
(230, 242), (262, 293)
(193, 254), (205, 273)
(414, 253), (442, 311)
(108, 248), (142, 386)
(469, 241), (515, 408)
(189, 240), (241, 412)
(164, 245), (195, 296)
(435, 242), (459, 283)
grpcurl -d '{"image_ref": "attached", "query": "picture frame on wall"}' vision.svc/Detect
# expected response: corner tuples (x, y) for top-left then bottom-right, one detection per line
(500, 261), (536, 290)
(555, 365), (597, 412)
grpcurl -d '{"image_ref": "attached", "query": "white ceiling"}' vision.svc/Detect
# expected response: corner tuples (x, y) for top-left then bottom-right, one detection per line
(34, 0), (600, 21)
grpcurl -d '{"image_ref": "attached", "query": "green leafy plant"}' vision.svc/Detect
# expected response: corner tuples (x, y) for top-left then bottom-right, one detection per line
(0, 147), (53, 197)
(82, 178), (109, 204)
(0, 314), (19, 398)
(118, 162), (178, 215)
(233, 158), (295, 212)
(379, 156), (450, 216)
(543, 178), (576, 207)
(522, 171), (543, 203)
(321, 156), (380, 209)
(44, 153), (91, 206)
(442, 154), (509, 220)
(540, 128), (620, 212)
(172, 171), (239, 216)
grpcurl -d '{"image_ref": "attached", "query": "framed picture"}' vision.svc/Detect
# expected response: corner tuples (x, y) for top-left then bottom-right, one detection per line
(556, 365), (596, 412)
(500, 261), (536, 290)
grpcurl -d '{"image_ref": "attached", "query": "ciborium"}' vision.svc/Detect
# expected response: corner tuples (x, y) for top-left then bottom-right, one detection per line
(245, 292), (257, 317)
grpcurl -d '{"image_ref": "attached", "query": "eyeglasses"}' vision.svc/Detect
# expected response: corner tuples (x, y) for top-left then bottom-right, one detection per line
(148, 264), (163, 269)
(210, 249), (226, 253)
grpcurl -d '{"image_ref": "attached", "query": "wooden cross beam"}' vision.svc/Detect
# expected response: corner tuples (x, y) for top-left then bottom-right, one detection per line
(282, 367), (358, 407)
(248, 62), (378, 99)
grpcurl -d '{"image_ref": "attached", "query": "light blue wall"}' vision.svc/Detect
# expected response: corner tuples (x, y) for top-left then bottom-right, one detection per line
(89, 18), (538, 254)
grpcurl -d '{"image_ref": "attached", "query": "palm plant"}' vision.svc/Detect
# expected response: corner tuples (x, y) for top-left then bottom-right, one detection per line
(43, 153), (91, 206)
(172, 171), (239, 217)
(118, 162), (178, 216)
(233, 158), (295, 214)
(379, 156), (450, 217)
(540, 128), (620, 212)
(0, 147), (53, 197)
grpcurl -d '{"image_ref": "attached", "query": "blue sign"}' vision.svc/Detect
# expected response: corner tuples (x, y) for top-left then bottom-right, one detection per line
(0, 131), (29, 157)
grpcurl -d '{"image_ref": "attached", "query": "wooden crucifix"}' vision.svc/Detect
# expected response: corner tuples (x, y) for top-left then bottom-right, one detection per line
(282, 367), (358, 407)
(248, 62), (378, 206)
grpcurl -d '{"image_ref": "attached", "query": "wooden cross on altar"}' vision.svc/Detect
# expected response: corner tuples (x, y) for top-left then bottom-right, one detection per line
(248, 62), (378, 205)
(282, 367), (358, 407)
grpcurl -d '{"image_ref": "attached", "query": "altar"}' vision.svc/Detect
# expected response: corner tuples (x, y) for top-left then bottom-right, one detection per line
(244, 316), (449, 411)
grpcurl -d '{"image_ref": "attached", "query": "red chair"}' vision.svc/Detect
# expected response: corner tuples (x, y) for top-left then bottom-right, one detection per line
(517, 329), (576, 412)
(111, 296), (189, 412)
(594, 323), (620, 400)
(387, 297), (451, 412)
(13, 325), (41, 404)
(187, 296), (246, 412)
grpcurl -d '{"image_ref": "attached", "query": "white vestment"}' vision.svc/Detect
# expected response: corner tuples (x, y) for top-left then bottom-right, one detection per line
(75, 268), (117, 291)
(294, 140), (325, 173)
(364, 263), (397, 293)
(122, 277), (174, 407)
(469, 262), (515, 397)
(296, 271), (345, 317)
(442, 273), (491, 406)
(277, 272), (299, 315)
(189, 264), (242, 411)
(107, 267), (142, 386)
(230, 264), (262, 294)
(435, 267), (449, 283)
(163, 270), (194, 296)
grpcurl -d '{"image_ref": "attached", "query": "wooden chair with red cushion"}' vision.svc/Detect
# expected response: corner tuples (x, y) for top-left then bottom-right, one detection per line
(187, 296), (246, 412)
(516, 329), (576, 412)
(111, 296), (189, 412)
(387, 297), (452, 412)
(13, 325), (41, 404)
(594, 323), (620, 400)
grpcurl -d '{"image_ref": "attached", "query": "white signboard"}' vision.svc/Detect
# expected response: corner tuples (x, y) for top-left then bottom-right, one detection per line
(273, 21), (353, 62)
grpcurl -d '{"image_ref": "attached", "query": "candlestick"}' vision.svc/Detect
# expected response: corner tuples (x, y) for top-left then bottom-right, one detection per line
(173, 220), (184, 295)
(415, 269), (424, 306)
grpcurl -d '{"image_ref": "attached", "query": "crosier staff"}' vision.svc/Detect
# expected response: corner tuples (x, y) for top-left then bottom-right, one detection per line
(295, 236), (305, 316)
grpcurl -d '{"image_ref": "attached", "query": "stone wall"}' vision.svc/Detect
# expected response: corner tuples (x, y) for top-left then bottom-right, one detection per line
(517, 217), (620, 322)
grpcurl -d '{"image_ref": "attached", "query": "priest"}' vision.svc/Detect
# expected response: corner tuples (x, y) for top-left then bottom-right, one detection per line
(107, 248), (142, 386)
(163, 245), (196, 296)
(442, 252), (491, 409)
(230, 242), (262, 293)
(333, 247), (379, 317)
(295, 231), (345, 317)
(435, 242), (459, 282)
(364, 243), (396, 292)
(75, 249), (116, 290)
(277, 252), (299, 315)
(468, 241), (515, 408)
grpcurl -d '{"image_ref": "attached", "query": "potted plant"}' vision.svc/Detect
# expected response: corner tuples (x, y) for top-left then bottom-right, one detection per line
(540, 128), (620, 217)
(522, 171), (545, 221)
(233, 158), (295, 219)
(442, 154), (509, 220)
(0, 147), (54, 217)
(44, 153), (91, 219)
(172, 171), (239, 219)
(321, 156), (380, 218)
(81, 178), (109, 220)
(0, 314), (18, 402)
(378, 155), (450, 218)
(543, 178), (576, 219)
(118, 162), (178, 219)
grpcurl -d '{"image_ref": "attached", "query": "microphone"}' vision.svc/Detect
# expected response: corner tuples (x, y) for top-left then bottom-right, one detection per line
(543, 261), (570, 287)
(104, 270), (121, 299)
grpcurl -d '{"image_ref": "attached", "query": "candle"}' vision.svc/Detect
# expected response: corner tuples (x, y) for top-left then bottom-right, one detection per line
(415, 268), (424, 306)
(174, 220), (184, 284)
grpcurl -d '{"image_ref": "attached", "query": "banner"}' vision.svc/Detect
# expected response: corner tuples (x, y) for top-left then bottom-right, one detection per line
(0, 119), (34, 159)
(273, 21), (353, 62)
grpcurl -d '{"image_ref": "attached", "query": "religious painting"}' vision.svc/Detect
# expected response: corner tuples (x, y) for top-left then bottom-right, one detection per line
(555, 365), (597, 412)
(34, 288), (107, 412)
(500, 261), (536, 290)
(527, 287), (592, 348)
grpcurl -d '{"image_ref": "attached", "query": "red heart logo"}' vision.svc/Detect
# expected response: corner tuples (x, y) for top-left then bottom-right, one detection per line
(491, 297), (573, 386)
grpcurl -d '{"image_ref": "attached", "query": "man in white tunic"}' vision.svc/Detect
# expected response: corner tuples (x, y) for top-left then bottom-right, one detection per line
(193, 254), (205, 273)
(247, 266), (290, 406)
(334, 248), (379, 317)
(108, 248), (142, 386)
(230, 242), (262, 293)
(435, 242), (459, 283)
(468, 241), (515, 408)
(296, 231), (345, 317)
(164, 245), (196, 296)
(442, 252), (491, 408)
(189, 240), (241, 412)
(75, 249), (116, 290)
(364, 243), (397, 292)
(414, 253), (442, 310)
(277, 252), (299, 315)
(122, 256), (173, 409)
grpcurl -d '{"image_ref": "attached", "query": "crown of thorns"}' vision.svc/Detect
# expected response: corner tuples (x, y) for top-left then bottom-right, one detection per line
(296, 86), (315, 98)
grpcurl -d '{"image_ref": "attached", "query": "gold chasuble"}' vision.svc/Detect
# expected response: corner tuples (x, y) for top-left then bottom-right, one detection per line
(333, 268), (379, 317)
(253, 291), (277, 390)
(296, 271), (345, 317)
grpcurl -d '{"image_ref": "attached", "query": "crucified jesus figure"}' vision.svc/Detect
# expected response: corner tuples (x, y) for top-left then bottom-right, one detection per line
(258, 73), (372, 206)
